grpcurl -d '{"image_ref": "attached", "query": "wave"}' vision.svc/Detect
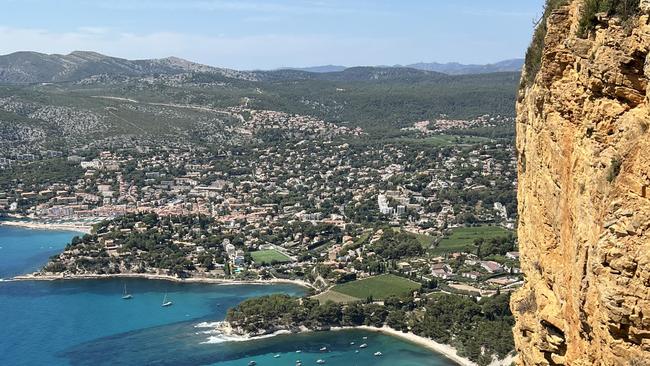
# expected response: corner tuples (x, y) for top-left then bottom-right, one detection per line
(194, 321), (292, 344)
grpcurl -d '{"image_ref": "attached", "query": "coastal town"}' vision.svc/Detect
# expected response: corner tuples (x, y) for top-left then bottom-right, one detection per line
(1, 106), (520, 303)
(0, 63), (522, 366)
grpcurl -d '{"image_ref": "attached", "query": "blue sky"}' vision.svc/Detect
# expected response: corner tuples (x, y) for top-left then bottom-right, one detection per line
(0, 0), (545, 69)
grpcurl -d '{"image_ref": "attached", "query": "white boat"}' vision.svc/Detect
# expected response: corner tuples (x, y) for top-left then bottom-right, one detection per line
(122, 284), (132, 300)
(320, 346), (327, 351)
(248, 361), (257, 366)
(316, 360), (326, 364)
(273, 354), (280, 358)
(296, 350), (302, 353)
(362, 336), (368, 340)
(374, 351), (383, 356)
(350, 342), (355, 345)
(161, 293), (173, 307)
(359, 343), (367, 348)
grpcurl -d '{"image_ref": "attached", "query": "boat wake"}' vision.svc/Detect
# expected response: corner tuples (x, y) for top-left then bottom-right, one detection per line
(194, 322), (291, 344)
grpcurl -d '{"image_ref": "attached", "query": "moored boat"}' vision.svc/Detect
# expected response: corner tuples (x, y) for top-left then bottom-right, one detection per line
(161, 293), (173, 307)
(122, 284), (132, 299)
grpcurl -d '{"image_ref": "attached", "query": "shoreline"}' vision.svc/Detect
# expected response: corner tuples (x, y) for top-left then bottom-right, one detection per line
(205, 322), (513, 366)
(11, 272), (315, 289)
(333, 325), (477, 366)
(0, 219), (93, 234)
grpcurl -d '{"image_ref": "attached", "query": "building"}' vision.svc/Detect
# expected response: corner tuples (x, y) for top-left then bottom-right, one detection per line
(480, 260), (504, 273)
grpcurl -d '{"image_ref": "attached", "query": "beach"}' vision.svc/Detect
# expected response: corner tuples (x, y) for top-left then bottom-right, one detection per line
(12, 272), (315, 289)
(332, 326), (478, 366)
(0, 219), (93, 234)
(203, 321), (514, 366)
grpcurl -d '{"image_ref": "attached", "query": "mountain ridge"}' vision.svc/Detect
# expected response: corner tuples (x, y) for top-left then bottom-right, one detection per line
(282, 59), (523, 74)
(0, 50), (235, 84)
(0, 50), (522, 84)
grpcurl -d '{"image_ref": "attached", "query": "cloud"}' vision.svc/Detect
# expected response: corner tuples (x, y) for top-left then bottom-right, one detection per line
(94, 0), (371, 16)
(0, 26), (406, 69)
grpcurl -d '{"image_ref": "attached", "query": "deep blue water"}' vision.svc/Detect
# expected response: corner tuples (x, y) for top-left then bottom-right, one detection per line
(0, 226), (457, 366)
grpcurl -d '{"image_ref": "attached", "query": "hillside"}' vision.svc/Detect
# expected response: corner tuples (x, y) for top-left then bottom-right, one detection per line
(0, 51), (259, 84)
(0, 51), (520, 148)
(513, 1), (649, 365)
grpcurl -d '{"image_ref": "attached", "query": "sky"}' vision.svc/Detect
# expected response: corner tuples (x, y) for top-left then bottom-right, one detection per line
(0, 0), (546, 70)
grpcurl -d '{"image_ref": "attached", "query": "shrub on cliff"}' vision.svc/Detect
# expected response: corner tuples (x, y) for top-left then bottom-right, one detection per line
(523, 0), (568, 87)
(577, 0), (640, 37)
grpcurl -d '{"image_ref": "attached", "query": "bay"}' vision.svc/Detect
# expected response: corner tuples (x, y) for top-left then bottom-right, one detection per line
(0, 225), (458, 366)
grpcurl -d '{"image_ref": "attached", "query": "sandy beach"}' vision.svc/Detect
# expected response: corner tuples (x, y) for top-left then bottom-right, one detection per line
(199, 321), (513, 366)
(366, 325), (516, 366)
(11, 272), (315, 289)
(0, 220), (93, 234)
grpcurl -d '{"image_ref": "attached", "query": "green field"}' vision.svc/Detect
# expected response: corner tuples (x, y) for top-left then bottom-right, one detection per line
(412, 232), (436, 249)
(250, 249), (291, 264)
(432, 225), (511, 255)
(332, 274), (421, 300)
(313, 290), (361, 304)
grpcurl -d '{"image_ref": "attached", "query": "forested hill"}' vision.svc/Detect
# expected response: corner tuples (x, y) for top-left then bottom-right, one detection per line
(0, 51), (519, 144)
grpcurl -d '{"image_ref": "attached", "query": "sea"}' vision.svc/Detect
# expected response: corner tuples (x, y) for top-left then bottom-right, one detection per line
(0, 225), (457, 366)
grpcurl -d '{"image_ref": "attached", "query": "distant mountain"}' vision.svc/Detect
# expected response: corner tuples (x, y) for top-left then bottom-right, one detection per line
(404, 59), (524, 75)
(0, 51), (523, 84)
(281, 65), (347, 73)
(0, 51), (248, 84)
(314, 66), (446, 82)
(275, 59), (523, 75)
(253, 66), (448, 84)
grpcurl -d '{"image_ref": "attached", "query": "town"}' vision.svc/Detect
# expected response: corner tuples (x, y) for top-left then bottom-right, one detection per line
(1, 106), (520, 303)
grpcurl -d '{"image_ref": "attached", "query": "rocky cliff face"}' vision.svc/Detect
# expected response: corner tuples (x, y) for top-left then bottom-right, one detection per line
(513, 1), (650, 365)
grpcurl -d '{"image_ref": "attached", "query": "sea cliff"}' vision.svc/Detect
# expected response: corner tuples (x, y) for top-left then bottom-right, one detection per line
(513, 0), (650, 364)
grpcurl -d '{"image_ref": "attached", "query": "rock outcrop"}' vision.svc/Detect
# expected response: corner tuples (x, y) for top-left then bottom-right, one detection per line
(513, 1), (650, 365)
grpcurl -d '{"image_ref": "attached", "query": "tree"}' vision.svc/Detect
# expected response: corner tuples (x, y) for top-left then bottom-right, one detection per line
(386, 310), (407, 331)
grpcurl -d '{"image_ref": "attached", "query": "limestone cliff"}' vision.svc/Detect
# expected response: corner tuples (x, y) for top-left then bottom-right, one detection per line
(513, 1), (650, 365)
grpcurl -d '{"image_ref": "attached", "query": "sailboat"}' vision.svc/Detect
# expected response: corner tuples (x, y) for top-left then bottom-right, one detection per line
(161, 293), (173, 307)
(122, 284), (133, 300)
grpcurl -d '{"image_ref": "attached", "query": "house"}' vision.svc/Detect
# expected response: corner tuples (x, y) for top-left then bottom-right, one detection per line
(480, 260), (504, 273)
(432, 268), (451, 279)
(431, 263), (453, 279)
(397, 262), (412, 271)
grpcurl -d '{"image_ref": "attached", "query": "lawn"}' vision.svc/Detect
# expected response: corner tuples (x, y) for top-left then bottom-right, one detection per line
(332, 274), (421, 300)
(250, 249), (291, 265)
(432, 225), (511, 255)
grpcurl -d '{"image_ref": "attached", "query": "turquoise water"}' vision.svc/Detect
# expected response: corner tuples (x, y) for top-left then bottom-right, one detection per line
(0, 226), (458, 366)
(0, 225), (80, 278)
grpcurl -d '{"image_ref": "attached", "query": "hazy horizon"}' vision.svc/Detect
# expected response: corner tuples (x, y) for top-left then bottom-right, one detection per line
(0, 0), (544, 70)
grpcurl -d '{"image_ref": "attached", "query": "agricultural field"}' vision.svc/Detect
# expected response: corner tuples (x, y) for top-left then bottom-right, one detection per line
(332, 274), (421, 300)
(313, 290), (361, 304)
(250, 249), (291, 265)
(432, 225), (511, 255)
